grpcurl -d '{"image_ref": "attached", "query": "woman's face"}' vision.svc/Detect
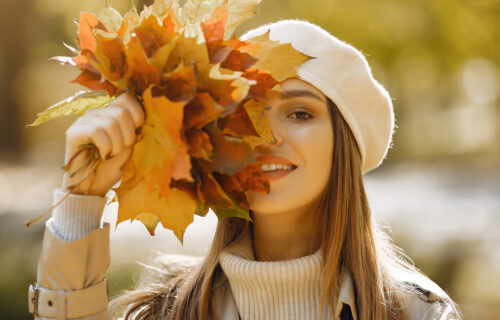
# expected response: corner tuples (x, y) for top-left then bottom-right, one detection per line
(247, 77), (334, 215)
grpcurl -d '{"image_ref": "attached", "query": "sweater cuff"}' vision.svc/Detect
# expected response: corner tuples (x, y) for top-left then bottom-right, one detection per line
(47, 188), (108, 242)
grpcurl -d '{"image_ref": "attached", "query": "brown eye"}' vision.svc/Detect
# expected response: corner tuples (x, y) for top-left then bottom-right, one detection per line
(290, 111), (313, 121)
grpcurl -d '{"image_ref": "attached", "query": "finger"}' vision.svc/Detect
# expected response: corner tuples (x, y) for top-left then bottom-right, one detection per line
(114, 92), (145, 128)
(92, 115), (125, 158)
(66, 124), (112, 160)
(116, 106), (137, 147)
(96, 104), (136, 147)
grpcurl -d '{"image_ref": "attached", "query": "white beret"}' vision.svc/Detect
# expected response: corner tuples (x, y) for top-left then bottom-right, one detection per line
(240, 20), (395, 173)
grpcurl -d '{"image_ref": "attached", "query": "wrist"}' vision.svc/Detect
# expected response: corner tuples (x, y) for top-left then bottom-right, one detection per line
(48, 188), (108, 241)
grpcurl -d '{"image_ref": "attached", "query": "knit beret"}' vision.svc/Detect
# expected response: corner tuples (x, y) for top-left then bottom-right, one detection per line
(240, 20), (395, 173)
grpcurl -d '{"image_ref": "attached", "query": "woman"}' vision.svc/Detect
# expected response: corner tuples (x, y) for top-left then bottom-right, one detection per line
(28, 20), (460, 320)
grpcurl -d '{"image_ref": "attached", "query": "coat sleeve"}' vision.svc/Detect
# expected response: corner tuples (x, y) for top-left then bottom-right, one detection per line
(28, 223), (111, 320)
(28, 189), (111, 320)
(402, 285), (460, 320)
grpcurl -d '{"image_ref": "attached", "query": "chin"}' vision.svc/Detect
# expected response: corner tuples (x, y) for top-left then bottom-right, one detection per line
(246, 190), (301, 215)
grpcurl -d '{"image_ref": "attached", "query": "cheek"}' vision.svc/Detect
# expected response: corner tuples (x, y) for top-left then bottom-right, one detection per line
(291, 123), (333, 193)
(247, 121), (334, 214)
(291, 124), (333, 169)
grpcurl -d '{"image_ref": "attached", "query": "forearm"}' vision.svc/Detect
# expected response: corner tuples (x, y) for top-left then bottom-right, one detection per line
(29, 189), (110, 319)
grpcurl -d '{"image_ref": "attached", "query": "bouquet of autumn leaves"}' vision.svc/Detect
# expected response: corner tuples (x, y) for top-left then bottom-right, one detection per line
(27, 0), (309, 242)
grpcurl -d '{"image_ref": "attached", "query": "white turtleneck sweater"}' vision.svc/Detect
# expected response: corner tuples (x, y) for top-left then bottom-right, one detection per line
(47, 188), (357, 320)
(218, 229), (333, 320)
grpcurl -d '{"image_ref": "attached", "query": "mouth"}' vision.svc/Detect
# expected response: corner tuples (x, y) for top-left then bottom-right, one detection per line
(256, 155), (298, 181)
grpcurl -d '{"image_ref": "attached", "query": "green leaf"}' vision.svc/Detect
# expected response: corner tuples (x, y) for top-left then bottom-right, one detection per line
(27, 91), (114, 127)
(195, 201), (210, 216)
(213, 196), (252, 221)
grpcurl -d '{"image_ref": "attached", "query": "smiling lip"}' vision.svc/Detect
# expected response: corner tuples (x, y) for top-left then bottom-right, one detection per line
(256, 155), (296, 166)
(256, 155), (297, 181)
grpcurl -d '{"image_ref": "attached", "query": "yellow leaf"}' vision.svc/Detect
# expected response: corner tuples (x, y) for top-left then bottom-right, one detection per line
(248, 34), (311, 82)
(152, 0), (176, 17)
(242, 97), (277, 148)
(149, 34), (180, 73)
(27, 91), (113, 127)
(125, 86), (191, 200)
(181, 0), (215, 24)
(133, 212), (160, 235)
(208, 64), (251, 105)
(98, 1), (123, 32)
(114, 179), (196, 242)
(181, 0), (261, 39)
(167, 24), (211, 74)
(118, 5), (141, 44)
(224, 0), (261, 39)
(253, 41), (310, 82)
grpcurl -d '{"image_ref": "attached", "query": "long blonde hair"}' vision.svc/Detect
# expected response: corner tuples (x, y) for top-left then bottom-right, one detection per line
(110, 99), (460, 320)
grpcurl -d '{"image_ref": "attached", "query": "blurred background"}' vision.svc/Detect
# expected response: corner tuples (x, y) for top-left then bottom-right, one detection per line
(0, 0), (499, 319)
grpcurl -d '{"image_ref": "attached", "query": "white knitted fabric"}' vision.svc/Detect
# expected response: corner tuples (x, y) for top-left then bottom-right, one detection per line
(219, 231), (332, 320)
(46, 188), (108, 242)
(241, 20), (395, 173)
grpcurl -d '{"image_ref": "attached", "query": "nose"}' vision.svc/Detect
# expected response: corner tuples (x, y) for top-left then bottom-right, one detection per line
(252, 98), (284, 152)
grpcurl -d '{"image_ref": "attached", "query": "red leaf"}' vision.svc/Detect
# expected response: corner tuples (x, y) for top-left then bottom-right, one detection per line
(78, 12), (100, 52)
(243, 69), (279, 97)
(218, 101), (258, 136)
(156, 67), (198, 102)
(183, 92), (222, 130)
(201, 6), (228, 43)
(234, 163), (270, 193)
(72, 69), (117, 96)
(206, 124), (254, 174)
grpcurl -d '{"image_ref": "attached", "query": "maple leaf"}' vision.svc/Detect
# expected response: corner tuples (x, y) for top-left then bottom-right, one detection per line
(122, 85), (191, 201)
(243, 31), (312, 82)
(181, 0), (262, 39)
(72, 69), (118, 96)
(28, 91), (113, 127)
(242, 97), (277, 148)
(98, 1), (123, 32)
(27, 0), (312, 241)
(114, 178), (196, 242)
(242, 68), (278, 97)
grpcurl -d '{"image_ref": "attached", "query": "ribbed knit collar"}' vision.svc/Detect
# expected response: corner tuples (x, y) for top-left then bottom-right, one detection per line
(218, 229), (357, 320)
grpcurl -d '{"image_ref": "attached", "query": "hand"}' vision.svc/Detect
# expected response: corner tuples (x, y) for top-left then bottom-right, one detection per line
(61, 92), (145, 196)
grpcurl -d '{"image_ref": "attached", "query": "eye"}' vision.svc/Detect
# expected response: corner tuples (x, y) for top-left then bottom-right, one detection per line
(289, 110), (313, 121)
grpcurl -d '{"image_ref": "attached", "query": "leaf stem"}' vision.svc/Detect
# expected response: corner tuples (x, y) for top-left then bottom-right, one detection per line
(25, 144), (102, 227)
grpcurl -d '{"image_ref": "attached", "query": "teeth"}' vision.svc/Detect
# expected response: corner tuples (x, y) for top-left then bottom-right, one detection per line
(260, 164), (294, 172)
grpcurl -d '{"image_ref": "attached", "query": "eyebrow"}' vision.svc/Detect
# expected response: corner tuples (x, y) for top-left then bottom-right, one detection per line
(280, 90), (325, 102)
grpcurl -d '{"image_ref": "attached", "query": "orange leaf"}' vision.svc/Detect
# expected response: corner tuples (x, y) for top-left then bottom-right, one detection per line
(198, 170), (233, 208)
(134, 15), (176, 58)
(72, 69), (117, 96)
(234, 163), (270, 193)
(114, 178), (196, 242)
(157, 66), (198, 102)
(206, 124), (254, 174)
(219, 101), (258, 136)
(243, 69), (279, 97)
(78, 12), (100, 52)
(93, 34), (127, 84)
(183, 92), (223, 130)
(201, 6), (228, 43)
(242, 97), (277, 149)
(221, 50), (257, 72)
(185, 128), (213, 160)
(123, 35), (161, 94)
(124, 86), (191, 201)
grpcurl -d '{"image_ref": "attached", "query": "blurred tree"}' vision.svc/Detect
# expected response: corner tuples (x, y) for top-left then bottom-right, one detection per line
(0, 0), (36, 156)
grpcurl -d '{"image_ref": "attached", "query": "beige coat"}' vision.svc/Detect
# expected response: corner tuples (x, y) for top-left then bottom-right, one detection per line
(29, 223), (457, 320)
